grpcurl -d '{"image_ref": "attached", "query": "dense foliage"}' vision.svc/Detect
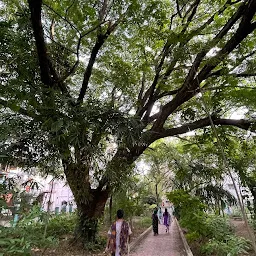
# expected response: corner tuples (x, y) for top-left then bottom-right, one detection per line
(0, 206), (57, 255)
(1, 0), (256, 241)
(167, 190), (250, 256)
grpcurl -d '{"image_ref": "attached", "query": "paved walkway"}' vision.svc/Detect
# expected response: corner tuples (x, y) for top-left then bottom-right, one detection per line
(130, 220), (186, 256)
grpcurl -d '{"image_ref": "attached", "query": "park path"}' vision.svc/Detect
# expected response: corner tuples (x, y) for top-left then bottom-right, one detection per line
(130, 219), (187, 256)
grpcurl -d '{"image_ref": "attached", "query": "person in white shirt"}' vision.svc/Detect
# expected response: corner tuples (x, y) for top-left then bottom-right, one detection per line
(106, 209), (132, 256)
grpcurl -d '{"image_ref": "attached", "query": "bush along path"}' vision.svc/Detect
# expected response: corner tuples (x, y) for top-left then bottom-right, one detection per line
(130, 220), (186, 256)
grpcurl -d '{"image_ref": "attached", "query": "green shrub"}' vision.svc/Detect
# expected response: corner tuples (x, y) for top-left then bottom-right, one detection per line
(201, 235), (250, 256)
(249, 219), (256, 230)
(167, 190), (251, 255)
(84, 235), (106, 252)
(142, 216), (152, 225)
(167, 190), (208, 240)
(0, 206), (78, 255)
(136, 216), (152, 229)
(0, 222), (58, 255)
(18, 211), (77, 238)
(204, 215), (233, 240)
(44, 213), (77, 237)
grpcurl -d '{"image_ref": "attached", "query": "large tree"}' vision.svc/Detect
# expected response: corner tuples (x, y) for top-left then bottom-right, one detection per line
(1, 0), (256, 241)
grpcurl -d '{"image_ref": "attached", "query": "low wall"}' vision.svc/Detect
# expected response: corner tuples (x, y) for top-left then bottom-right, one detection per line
(175, 218), (194, 256)
(129, 226), (152, 252)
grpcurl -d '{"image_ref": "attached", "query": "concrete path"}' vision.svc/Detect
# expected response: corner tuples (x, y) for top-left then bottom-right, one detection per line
(130, 219), (186, 256)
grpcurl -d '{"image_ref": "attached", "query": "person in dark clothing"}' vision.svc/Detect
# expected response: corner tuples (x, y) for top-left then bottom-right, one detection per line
(152, 208), (159, 236)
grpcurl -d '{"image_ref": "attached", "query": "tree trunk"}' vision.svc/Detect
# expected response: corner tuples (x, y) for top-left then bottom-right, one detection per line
(64, 163), (109, 242)
(248, 184), (256, 219)
(75, 189), (109, 243)
(109, 194), (113, 225)
(215, 199), (221, 215)
(155, 183), (159, 205)
(62, 146), (143, 243)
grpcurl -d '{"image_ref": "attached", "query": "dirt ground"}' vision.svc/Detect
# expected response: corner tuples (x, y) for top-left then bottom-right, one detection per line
(32, 223), (149, 256)
(230, 219), (255, 256)
(188, 219), (256, 256)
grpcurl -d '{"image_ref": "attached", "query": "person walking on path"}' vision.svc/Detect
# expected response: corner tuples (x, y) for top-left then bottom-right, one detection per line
(106, 209), (132, 256)
(163, 208), (171, 233)
(129, 221), (185, 256)
(152, 208), (159, 236)
(157, 207), (162, 224)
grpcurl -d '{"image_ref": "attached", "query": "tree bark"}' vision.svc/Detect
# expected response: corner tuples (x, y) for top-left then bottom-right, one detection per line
(248, 184), (256, 219)
(109, 194), (113, 225)
(155, 183), (159, 205)
(75, 189), (109, 242)
(64, 163), (109, 242)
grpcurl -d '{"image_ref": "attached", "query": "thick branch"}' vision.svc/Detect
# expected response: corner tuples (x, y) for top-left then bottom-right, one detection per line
(151, 1), (256, 131)
(209, 70), (256, 78)
(180, 0), (247, 86)
(189, 0), (242, 37)
(77, 34), (108, 103)
(197, 0), (256, 83)
(59, 21), (108, 83)
(137, 46), (170, 117)
(185, 2), (246, 85)
(157, 0), (241, 93)
(151, 117), (255, 141)
(141, 0), (235, 119)
(28, 0), (70, 95)
(77, 20), (120, 103)
(28, 0), (54, 86)
(181, 0), (200, 33)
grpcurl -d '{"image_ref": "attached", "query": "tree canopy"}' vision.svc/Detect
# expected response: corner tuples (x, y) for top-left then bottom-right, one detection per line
(1, 0), (256, 240)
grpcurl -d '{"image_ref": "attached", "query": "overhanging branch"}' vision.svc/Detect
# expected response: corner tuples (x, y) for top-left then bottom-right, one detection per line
(138, 1), (240, 123)
(156, 117), (255, 140)
(209, 71), (256, 78)
(151, 1), (256, 131)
